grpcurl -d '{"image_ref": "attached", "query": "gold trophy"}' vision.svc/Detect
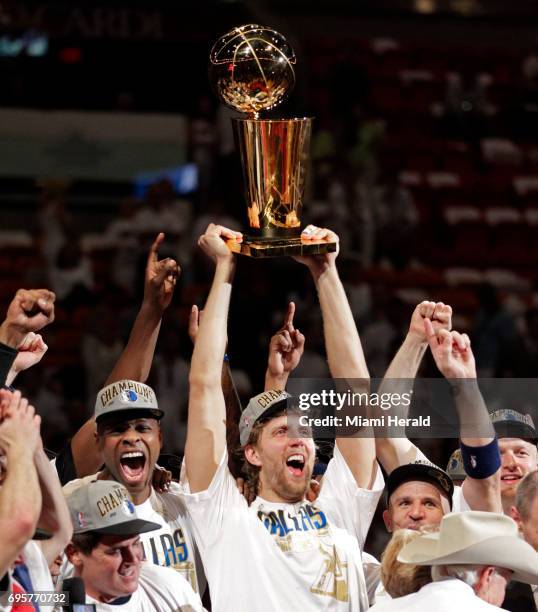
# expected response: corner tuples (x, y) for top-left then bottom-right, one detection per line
(209, 24), (337, 257)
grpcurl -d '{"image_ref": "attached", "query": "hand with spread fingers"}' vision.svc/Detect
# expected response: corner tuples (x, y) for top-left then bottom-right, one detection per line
(425, 318), (476, 379)
(408, 301), (452, 344)
(293, 225), (339, 273)
(266, 302), (305, 383)
(198, 223), (243, 264)
(144, 232), (181, 311)
(0, 289), (55, 348)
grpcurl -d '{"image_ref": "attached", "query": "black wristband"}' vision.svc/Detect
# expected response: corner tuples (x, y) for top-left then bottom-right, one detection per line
(460, 436), (501, 480)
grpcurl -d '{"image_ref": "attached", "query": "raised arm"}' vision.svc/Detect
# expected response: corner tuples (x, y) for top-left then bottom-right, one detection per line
(188, 303), (244, 478)
(0, 288), (55, 387)
(0, 389), (42, 577)
(186, 224), (241, 492)
(71, 233), (180, 477)
(375, 301), (452, 473)
(425, 319), (501, 512)
(105, 232), (180, 384)
(33, 443), (73, 565)
(296, 226), (375, 489)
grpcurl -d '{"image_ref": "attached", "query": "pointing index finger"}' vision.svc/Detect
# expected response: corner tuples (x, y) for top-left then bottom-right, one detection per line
(148, 232), (165, 264)
(283, 302), (295, 330)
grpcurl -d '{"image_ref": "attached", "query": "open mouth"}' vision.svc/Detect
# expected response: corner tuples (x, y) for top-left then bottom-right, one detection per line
(118, 566), (137, 578)
(117, 565), (139, 590)
(501, 474), (521, 485)
(119, 451), (146, 481)
(286, 454), (305, 477)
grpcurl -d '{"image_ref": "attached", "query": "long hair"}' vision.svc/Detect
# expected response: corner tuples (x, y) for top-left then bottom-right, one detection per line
(380, 529), (433, 598)
(238, 409), (288, 498)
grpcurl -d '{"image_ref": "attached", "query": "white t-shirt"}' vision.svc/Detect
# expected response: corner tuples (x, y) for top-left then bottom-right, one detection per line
(369, 577), (504, 611)
(83, 563), (205, 612)
(451, 485), (471, 513)
(181, 446), (384, 612)
(22, 540), (55, 593)
(0, 541), (54, 611)
(362, 552), (383, 606)
(62, 475), (203, 593)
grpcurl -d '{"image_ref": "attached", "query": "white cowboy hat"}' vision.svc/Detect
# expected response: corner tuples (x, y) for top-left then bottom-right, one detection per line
(397, 511), (538, 585)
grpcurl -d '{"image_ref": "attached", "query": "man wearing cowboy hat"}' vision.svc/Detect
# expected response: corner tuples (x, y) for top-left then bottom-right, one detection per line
(369, 511), (538, 611)
(504, 470), (538, 611)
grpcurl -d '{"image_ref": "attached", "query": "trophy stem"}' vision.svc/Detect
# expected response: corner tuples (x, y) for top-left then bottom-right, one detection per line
(233, 117), (312, 240)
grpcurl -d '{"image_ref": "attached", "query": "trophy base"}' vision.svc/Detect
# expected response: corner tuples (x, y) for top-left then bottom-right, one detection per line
(226, 236), (338, 258)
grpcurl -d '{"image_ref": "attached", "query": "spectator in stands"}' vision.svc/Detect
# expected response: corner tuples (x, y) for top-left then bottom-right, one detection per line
(439, 72), (492, 142)
(189, 95), (219, 213)
(36, 179), (73, 268)
(373, 169), (419, 269)
(132, 180), (192, 250)
(104, 196), (144, 295)
(48, 237), (94, 310)
(511, 307), (538, 377)
(151, 324), (190, 455)
(473, 283), (519, 377)
(511, 52), (538, 141)
(360, 292), (402, 377)
(82, 305), (124, 406)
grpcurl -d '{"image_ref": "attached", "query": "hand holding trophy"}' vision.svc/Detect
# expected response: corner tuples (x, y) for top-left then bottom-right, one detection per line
(209, 24), (337, 257)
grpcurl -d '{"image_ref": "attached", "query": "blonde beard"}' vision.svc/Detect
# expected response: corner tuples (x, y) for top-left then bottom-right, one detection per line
(259, 463), (313, 503)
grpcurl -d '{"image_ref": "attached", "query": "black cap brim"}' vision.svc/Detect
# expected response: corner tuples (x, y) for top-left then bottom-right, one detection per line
(84, 518), (161, 536)
(493, 421), (538, 443)
(255, 398), (290, 425)
(386, 463), (454, 509)
(96, 408), (164, 425)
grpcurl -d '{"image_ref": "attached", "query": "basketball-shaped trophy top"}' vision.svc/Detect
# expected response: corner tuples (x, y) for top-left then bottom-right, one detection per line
(209, 24), (296, 117)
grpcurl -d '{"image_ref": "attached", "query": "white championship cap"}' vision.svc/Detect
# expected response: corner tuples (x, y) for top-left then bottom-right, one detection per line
(66, 480), (161, 535)
(94, 380), (163, 423)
